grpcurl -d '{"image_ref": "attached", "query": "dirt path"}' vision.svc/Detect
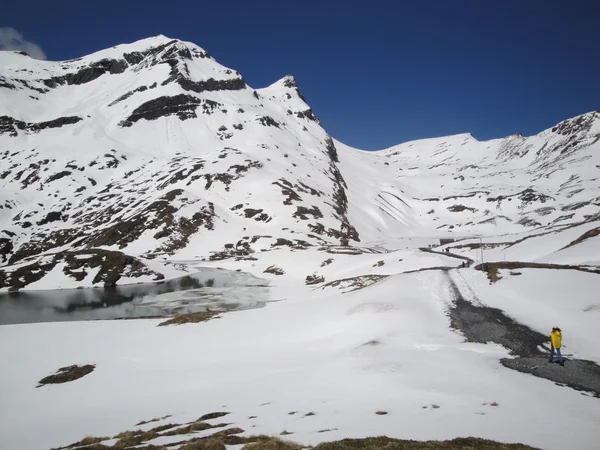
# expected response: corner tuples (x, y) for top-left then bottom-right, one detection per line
(420, 247), (474, 265)
(443, 270), (600, 398)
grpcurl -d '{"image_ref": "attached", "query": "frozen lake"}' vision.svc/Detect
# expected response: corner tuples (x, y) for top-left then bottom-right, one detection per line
(0, 268), (270, 325)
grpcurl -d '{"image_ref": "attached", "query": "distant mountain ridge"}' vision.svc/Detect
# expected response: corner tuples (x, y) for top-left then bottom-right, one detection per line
(1, 35), (599, 291)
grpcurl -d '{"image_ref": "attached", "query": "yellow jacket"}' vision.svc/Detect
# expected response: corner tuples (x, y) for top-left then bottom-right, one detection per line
(551, 330), (562, 349)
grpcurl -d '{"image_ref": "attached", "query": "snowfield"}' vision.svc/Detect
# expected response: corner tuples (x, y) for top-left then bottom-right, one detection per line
(1, 35), (600, 450)
(1, 262), (600, 450)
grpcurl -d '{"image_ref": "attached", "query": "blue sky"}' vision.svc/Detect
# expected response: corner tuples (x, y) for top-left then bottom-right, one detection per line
(3, 0), (599, 149)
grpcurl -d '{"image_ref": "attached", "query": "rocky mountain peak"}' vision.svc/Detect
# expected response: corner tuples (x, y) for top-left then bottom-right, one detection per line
(1, 37), (599, 292)
(550, 110), (600, 137)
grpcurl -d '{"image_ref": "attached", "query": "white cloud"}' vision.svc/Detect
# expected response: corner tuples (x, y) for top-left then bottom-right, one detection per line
(0, 27), (46, 60)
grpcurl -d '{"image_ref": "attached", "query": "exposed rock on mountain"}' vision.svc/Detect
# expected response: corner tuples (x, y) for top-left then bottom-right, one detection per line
(1, 35), (599, 290)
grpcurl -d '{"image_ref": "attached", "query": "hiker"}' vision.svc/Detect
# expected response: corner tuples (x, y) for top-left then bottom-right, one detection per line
(549, 327), (564, 366)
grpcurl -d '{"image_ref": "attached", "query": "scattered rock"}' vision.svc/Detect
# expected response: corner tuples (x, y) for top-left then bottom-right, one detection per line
(37, 364), (95, 387)
(264, 265), (285, 275)
(305, 274), (325, 285)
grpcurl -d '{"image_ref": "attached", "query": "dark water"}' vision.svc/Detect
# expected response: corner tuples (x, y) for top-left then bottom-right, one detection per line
(0, 269), (269, 325)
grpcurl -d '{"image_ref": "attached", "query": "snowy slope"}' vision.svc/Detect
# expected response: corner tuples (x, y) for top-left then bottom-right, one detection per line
(1, 36), (600, 450)
(1, 36), (600, 291)
(0, 36), (359, 291)
(1, 266), (600, 450)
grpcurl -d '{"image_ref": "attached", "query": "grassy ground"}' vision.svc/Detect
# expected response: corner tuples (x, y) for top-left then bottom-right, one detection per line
(54, 433), (541, 450)
(157, 311), (221, 326)
(314, 437), (539, 450)
(474, 261), (600, 284)
(53, 412), (541, 450)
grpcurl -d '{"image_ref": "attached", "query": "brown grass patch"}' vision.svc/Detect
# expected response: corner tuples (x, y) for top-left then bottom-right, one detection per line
(161, 420), (227, 436)
(113, 430), (158, 448)
(53, 436), (110, 449)
(148, 423), (179, 433)
(476, 261), (600, 283)
(199, 412), (230, 421)
(158, 311), (220, 326)
(481, 265), (503, 283)
(243, 436), (302, 450)
(38, 364), (95, 387)
(57, 432), (540, 450)
(562, 226), (600, 250)
(314, 436), (540, 449)
(179, 437), (226, 450)
(135, 415), (172, 426)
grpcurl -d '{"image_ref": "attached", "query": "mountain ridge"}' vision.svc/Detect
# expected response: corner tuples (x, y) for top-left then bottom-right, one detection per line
(1, 36), (599, 291)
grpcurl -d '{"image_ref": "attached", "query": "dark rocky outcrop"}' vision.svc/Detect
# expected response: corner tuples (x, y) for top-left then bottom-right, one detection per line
(325, 136), (339, 163)
(324, 138), (359, 243)
(257, 116), (280, 128)
(79, 191), (216, 257)
(45, 171), (71, 183)
(264, 265), (285, 275)
(0, 115), (82, 136)
(42, 58), (127, 88)
(447, 205), (478, 213)
(1, 249), (164, 291)
(38, 364), (95, 387)
(9, 228), (83, 264)
(36, 211), (66, 226)
(487, 188), (554, 205)
(306, 274), (325, 285)
(296, 109), (320, 124)
(108, 85), (149, 107)
(124, 39), (209, 67)
(552, 112), (599, 136)
(0, 77), (17, 90)
(172, 76), (245, 95)
(244, 208), (263, 218)
(119, 94), (202, 126)
(272, 179), (302, 205)
(293, 206), (323, 220)
(0, 237), (14, 263)
(282, 75), (308, 103)
(123, 39), (180, 65)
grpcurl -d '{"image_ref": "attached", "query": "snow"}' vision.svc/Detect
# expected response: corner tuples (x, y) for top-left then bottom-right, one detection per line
(1, 35), (600, 450)
(1, 269), (600, 450)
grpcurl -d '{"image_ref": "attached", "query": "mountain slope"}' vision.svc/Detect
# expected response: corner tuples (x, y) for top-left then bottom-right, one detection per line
(1, 36), (599, 291)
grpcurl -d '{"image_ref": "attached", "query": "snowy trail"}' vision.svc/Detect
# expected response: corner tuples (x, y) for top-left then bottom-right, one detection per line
(444, 269), (600, 398)
(449, 269), (486, 307)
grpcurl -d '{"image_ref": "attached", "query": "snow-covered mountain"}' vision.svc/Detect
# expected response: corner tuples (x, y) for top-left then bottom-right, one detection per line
(2, 36), (600, 450)
(1, 35), (599, 291)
